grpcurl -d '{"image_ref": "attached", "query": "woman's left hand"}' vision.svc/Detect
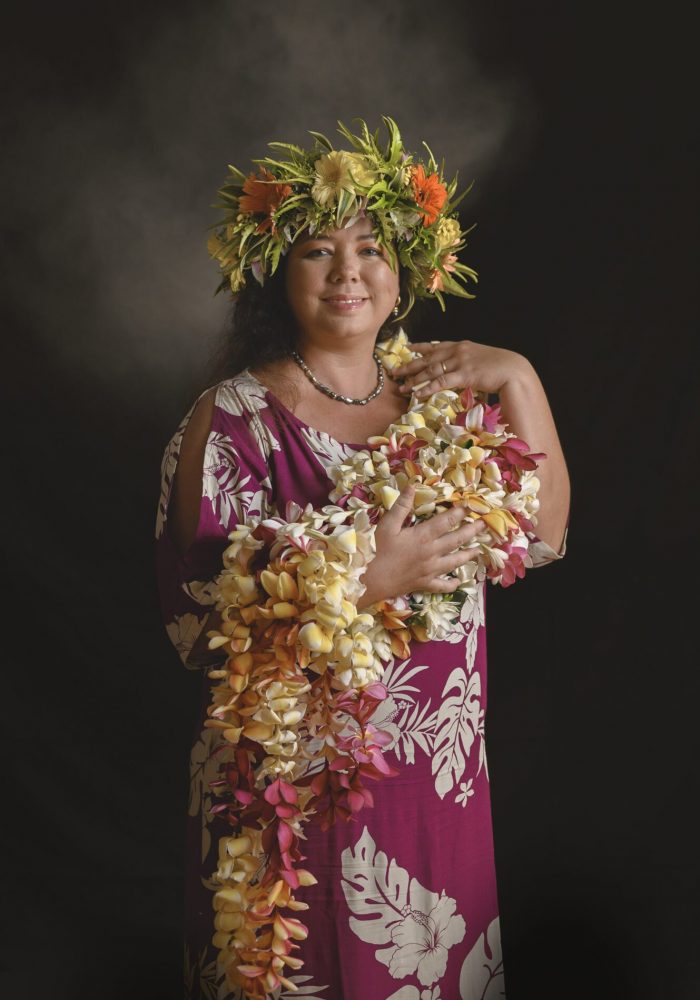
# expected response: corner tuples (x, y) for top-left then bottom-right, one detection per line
(391, 337), (570, 555)
(391, 339), (531, 398)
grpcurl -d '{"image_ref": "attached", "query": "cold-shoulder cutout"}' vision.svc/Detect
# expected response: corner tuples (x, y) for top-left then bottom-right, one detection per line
(169, 387), (217, 557)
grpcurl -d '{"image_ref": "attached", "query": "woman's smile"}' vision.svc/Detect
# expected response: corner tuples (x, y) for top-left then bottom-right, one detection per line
(321, 295), (369, 311)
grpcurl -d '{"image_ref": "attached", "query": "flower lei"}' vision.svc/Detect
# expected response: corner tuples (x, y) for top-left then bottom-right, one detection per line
(207, 117), (478, 317)
(205, 330), (545, 997)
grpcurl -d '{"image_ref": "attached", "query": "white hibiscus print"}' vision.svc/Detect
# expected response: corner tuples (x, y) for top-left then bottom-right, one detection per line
(388, 893), (466, 987)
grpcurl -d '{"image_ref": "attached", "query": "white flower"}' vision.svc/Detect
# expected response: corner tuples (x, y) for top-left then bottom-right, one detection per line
(455, 778), (475, 807)
(388, 893), (466, 986)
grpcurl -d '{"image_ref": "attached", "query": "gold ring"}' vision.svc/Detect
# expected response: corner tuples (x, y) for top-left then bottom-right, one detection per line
(441, 360), (448, 375)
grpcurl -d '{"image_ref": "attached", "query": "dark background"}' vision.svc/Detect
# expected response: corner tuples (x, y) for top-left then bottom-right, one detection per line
(2, 2), (697, 997)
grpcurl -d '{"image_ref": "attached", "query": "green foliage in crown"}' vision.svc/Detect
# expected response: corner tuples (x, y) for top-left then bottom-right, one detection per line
(207, 116), (478, 317)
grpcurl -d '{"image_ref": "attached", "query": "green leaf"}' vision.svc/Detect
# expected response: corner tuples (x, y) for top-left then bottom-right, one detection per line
(448, 178), (475, 212)
(307, 129), (334, 151)
(267, 141), (306, 156)
(421, 140), (438, 173)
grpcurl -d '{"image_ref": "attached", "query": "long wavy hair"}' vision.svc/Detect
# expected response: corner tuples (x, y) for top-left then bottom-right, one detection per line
(207, 252), (419, 398)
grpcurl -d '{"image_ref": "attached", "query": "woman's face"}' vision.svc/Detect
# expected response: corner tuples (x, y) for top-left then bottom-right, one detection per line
(284, 218), (400, 348)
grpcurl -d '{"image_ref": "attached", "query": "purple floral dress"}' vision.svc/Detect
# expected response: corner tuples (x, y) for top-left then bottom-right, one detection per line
(156, 370), (566, 1000)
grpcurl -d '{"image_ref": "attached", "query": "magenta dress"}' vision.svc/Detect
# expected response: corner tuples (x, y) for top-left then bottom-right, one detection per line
(156, 370), (565, 1000)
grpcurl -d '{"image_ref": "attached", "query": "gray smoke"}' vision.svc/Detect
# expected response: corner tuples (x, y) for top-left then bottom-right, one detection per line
(4, 1), (534, 394)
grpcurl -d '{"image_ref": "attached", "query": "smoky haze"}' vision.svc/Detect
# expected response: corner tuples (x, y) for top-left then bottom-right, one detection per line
(3, 1), (533, 398)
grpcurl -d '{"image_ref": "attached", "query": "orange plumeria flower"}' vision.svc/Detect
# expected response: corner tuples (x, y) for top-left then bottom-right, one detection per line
(239, 168), (292, 232)
(411, 164), (448, 227)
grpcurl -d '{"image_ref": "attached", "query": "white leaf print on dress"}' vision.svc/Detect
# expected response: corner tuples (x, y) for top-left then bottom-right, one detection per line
(463, 584), (485, 673)
(386, 986), (443, 999)
(203, 432), (267, 527)
(274, 975), (329, 998)
(217, 375), (282, 460)
(217, 372), (270, 417)
(432, 667), (482, 800)
(459, 918), (505, 999)
(370, 658), (437, 765)
(188, 726), (230, 863)
(166, 612), (207, 665)
(300, 425), (360, 476)
(342, 827), (466, 988)
(156, 408), (189, 539)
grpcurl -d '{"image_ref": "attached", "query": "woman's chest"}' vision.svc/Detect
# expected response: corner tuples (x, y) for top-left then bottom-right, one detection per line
(293, 384), (408, 444)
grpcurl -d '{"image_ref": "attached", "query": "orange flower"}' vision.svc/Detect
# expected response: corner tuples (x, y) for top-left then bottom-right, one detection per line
(428, 252), (458, 293)
(411, 164), (448, 227)
(239, 168), (292, 232)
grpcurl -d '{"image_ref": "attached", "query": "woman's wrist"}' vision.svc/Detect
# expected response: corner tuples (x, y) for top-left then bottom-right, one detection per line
(497, 351), (536, 394)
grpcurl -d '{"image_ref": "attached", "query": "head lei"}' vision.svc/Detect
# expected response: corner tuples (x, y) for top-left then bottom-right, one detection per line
(207, 116), (478, 319)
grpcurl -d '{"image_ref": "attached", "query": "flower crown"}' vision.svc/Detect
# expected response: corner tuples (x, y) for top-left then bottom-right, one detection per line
(207, 116), (478, 318)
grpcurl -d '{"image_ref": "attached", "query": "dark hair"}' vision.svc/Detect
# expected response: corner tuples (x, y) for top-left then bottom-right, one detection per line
(207, 253), (419, 388)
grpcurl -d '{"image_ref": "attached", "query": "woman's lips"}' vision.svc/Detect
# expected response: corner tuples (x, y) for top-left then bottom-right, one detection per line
(322, 296), (368, 311)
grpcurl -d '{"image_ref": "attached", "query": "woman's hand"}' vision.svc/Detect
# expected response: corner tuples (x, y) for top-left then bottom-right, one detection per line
(357, 484), (483, 609)
(391, 338), (529, 399)
(391, 338), (571, 558)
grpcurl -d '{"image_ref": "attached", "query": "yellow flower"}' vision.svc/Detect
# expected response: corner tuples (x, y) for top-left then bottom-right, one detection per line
(347, 153), (377, 188)
(298, 622), (333, 653)
(482, 509), (519, 538)
(436, 217), (461, 249)
(311, 151), (357, 207)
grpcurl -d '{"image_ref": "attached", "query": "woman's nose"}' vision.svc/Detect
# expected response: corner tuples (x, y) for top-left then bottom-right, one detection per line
(329, 252), (359, 281)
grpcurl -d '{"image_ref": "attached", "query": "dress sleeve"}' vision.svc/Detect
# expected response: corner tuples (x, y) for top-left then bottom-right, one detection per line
(155, 383), (274, 669)
(525, 519), (569, 569)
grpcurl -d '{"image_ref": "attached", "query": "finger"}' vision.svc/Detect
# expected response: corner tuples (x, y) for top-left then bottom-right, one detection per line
(382, 483), (416, 529)
(424, 575), (462, 594)
(392, 356), (429, 378)
(412, 370), (453, 398)
(435, 546), (480, 576)
(407, 342), (441, 353)
(434, 518), (484, 555)
(420, 504), (469, 538)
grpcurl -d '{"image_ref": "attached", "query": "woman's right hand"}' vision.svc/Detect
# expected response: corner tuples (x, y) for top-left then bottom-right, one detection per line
(357, 484), (483, 608)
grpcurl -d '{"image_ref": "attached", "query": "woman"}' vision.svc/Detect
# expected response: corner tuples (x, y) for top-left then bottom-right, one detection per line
(157, 119), (569, 999)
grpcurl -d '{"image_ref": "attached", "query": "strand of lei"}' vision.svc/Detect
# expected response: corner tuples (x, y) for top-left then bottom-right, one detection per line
(203, 329), (545, 998)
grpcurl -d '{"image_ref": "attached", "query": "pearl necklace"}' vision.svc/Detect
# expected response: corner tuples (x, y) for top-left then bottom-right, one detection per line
(290, 349), (385, 406)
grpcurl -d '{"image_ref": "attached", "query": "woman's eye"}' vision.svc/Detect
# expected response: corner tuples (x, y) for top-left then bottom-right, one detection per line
(361, 246), (382, 256)
(306, 247), (330, 258)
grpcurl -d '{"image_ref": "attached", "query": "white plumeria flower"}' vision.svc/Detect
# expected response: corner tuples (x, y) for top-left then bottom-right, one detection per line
(456, 778), (475, 807)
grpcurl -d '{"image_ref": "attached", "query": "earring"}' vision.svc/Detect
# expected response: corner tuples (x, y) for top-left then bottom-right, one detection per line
(393, 296), (401, 317)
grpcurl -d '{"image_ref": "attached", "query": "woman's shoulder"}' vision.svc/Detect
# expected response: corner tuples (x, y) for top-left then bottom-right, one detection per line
(208, 368), (279, 420)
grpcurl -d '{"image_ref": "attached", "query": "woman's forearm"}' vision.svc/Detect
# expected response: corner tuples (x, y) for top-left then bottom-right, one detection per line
(497, 357), (570, 552)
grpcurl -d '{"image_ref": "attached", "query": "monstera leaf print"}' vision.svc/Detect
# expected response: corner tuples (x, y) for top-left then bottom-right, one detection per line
(342, 828), (466, 988)
(432, 667), (482, 800)
(459, 918), (504, 999)
(341, 826), (412, 949)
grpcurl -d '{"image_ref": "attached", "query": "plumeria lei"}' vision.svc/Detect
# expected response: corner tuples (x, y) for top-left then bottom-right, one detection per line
(204, 330), (545, 997)
(207, 117), (477, 317)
